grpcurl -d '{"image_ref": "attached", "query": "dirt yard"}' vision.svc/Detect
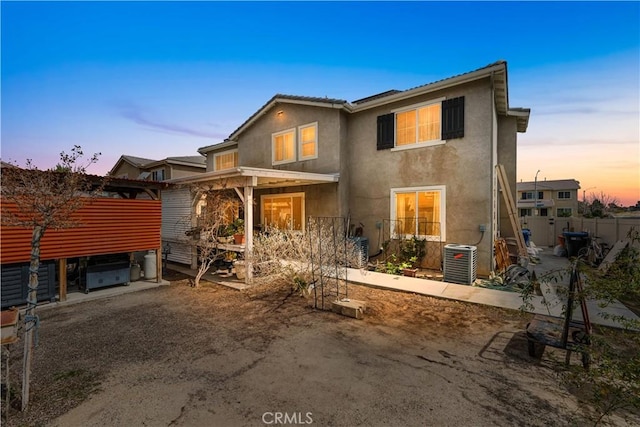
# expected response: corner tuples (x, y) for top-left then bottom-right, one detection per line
(3, 272), (636, 426)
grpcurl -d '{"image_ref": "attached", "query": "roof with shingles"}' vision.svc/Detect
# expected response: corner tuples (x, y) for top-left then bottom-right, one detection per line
(517, 179), (581, 191)
(228, 94), (350, 140)
(121, 155), (157, 166)
(227, 60), (529, 140)
(164, 156), (206, 165)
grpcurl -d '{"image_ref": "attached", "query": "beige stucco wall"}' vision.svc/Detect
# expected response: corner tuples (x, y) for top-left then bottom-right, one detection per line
(236, 103), (346, 230)
(497, 115), (518, 242)
(238, 103), (344, 174)
(552, 189), (579, 215)
(110, 162), (142, 179)
(167, 163), (205, 180)
(346, 78), (498, 275)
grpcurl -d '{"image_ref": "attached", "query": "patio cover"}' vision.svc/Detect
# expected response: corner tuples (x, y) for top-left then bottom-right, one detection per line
(167, 167), (340, 281)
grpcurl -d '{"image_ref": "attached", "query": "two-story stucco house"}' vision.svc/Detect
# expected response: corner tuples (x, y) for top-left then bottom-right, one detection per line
(517, 179), (581, 218)
(168, 61), (530, 277)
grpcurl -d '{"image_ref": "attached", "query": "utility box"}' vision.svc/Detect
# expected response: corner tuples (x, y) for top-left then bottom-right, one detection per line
(1, 261), (57, 309)
(443, 244), (478, 285)
(84, 262), (130, 293)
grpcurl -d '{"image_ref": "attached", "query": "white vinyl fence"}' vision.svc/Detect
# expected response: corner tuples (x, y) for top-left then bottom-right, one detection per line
(519, 216), (639, 248)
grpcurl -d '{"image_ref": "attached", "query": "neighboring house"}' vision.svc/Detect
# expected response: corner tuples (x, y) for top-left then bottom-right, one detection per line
(517, 179), (581, 218)
(109, 155), (206, 181)
(168, 60), (530, 277)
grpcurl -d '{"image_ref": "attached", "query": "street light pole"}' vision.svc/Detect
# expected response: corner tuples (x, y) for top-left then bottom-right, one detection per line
(534, 170), (541, 216)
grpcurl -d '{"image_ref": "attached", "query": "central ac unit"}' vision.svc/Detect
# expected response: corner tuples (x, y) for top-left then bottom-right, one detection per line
(443, 244), (478, 285)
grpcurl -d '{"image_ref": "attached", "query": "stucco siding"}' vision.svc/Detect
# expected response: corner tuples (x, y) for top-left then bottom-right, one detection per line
(111, 162), (142, 179)
(168, 164), (205, 179)
(497, 115), (518, 241)
(347, 78), (496, 274)
(238, 104), (343, 174)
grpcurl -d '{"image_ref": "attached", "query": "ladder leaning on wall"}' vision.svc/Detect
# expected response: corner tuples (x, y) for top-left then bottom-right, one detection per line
(496, 164), (529, 262)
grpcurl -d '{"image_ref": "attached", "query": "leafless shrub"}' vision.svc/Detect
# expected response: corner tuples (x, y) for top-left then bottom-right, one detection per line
(247, 219), (363, 298)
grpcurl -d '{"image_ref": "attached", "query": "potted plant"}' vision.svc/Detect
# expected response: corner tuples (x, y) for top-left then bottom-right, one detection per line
(216, 224), (234, 244)
(232, 218), (245, 245)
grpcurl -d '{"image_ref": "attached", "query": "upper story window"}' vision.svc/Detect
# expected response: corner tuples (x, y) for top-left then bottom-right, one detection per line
(298, 122), (318, 160)
(396, 102), (441, 147)
(272, 122), (318, 165)
(214, 149), (238, 171)
(557, 191), (571, 199)
(521, 191), (543, 200)
(151, 169), (165, 181)
(272, 128), (296, 165)
(377, 96), (464, 151)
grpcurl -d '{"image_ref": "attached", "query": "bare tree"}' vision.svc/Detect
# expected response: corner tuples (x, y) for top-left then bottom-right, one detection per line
(1, 146), (104, 410)
(584, 191), (620, 218)
(183, 186), (241, 287)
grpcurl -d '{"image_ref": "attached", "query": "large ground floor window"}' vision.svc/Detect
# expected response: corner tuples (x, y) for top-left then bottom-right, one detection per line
(391, 185), (446, 240)
(261, 192), (305, 231)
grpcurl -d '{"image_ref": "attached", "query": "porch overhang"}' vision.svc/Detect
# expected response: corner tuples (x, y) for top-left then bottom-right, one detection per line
(166, 166), (340, 189)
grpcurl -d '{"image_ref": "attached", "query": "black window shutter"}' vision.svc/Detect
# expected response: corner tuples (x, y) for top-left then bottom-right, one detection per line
(377, 113), (395, 150)
(441, 96), (465, 140)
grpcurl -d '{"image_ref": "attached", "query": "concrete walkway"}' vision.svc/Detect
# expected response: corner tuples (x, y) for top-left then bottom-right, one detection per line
(35, 278), (170, 313)
(32, 251), (638, 330)
(346, 249), (638, 329)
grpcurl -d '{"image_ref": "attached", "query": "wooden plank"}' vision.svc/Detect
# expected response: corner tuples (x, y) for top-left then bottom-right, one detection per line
(598, 239), (629, 272)
(496, 164), (528, 259)
(494, 238), (512, 272)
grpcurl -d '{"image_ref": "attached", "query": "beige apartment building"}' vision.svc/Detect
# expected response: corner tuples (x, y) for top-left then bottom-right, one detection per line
(516, 179), (580, 217)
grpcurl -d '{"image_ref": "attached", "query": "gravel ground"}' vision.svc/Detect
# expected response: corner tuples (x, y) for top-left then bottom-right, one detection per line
(2, 271), (636, 426)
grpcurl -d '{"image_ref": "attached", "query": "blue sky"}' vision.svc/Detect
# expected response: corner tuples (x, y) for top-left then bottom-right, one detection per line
(2, 1), (639, 205)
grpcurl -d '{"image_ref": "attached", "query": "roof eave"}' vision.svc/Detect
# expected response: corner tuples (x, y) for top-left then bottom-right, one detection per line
(351, 62), (508, 113)
(198, 140), (239, 154)
(508, 108), (531, 133)
(166, 166), (340, 188)
(229, 97), (352, 141)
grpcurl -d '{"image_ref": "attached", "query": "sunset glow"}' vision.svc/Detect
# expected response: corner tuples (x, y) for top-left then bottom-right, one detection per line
(2, 2), (639, 206)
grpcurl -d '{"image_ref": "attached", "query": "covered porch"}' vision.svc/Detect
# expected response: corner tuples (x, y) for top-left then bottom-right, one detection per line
(167, 166), (340, 283)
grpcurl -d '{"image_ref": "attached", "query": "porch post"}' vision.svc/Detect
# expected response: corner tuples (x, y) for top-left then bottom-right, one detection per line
(58, 258), (67, 302)
(244, 185), (254, 283)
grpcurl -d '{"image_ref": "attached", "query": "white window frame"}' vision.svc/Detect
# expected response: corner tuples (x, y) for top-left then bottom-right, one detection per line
(213, 148), (238, 171)
(272, 128), (296, 165)
(298, 122), (318, 161)
(391, 98), (445, 152)
(557, 191), (571, 199)
(151, 168), (165, 181)
(261, 192), (306, 232)
(390, 185), (446, 241)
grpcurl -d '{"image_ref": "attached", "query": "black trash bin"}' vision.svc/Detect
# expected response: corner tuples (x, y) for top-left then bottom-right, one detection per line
(562, 231), (589, 257)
